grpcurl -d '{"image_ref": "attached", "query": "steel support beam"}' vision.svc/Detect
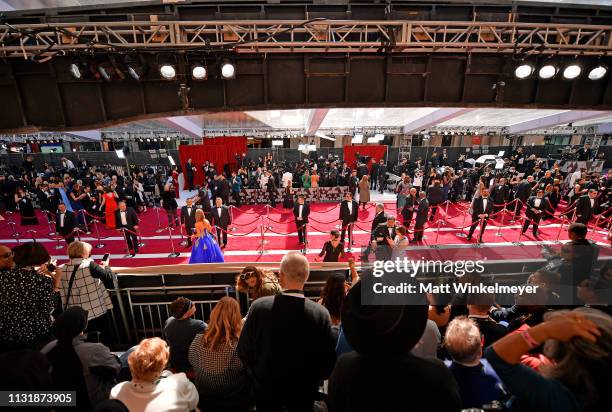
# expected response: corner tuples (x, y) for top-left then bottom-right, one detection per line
(506, 111), (608, 134)
(159, 117), (202, 138)
(403, 108), (474, 134)
(1, 20), (611, 57)
(65, 130), (101, 141)
(306, 108), (329, 135)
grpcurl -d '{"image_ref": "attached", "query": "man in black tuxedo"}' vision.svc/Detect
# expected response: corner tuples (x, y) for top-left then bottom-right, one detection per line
(426, 180), (444, 222)
(467, 188), (494, 243)
(412, 191), (429, 242)
(370, 203), (387, 240)
(575, 189), (599, 225)
(293, 195), (310, 245)
(576, 143), (593, 161)
(348, 170), (359, 198)
(217, 175), (231, 206)
(266, 172), (278, 208)
(56, 202), (76, 245)
(377, 159), (387, 194)
(339, 192), (358, 245)
(181, 197), (198, 246)
(195, 185), (212, 221)
(490, 177), (510, 214)
(514, 175), (534, 218)
(211, 197), (231, 248)
(115, 201), (139, 257)
(521, 189), (550, 237)
(372, 216), (397, 261)
(185, 158), (196, 191)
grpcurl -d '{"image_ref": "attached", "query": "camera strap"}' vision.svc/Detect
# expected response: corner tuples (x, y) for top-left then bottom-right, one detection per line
(64, 264), (80, 311)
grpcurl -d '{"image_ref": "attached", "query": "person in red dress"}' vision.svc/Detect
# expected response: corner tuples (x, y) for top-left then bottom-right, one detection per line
(100, 186), (118, 229)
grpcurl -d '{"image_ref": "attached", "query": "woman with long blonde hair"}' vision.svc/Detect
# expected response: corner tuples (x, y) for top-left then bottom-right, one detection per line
(189, 209), (224, 263)
(188, 297), (251, 409)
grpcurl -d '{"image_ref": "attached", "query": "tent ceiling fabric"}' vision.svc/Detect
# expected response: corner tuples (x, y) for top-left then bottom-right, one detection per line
(68, 108), (612, 138)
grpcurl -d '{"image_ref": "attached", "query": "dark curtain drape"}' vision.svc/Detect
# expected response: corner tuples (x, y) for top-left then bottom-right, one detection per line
(344, 145), (387, 170)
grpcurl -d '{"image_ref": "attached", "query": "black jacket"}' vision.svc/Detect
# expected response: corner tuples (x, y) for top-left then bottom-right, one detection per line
(515, 181), (532, 202)
(373, 223), (396, 244)
(211, 205), (232, 228)
(575, 195), (597, 222)
(427, 186), (444, 205)
(56, 210), (76, 234)
(180, 205), (198, 234)
(525, 196), (551, 220)
(115, 207), (139, 229)
(414, 198), (430, 224)
(339, 200), (359, 223)
(471, 197), (494, 220)
(490, 184), (510, 205)
(370, 212), (387, 237)
(293, 203), (310, 224)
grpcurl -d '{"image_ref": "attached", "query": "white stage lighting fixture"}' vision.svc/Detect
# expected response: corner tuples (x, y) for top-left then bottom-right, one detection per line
(69, 63), (82, 79)
(588, 65), (607, 80)
(192, 65), (207, 80)
(538, 65), (557, 79)
(562, 64), (581, 80)
(514, 64), (534, 79)
(160, 64), (176, 80)
(220, 60), (236, 79)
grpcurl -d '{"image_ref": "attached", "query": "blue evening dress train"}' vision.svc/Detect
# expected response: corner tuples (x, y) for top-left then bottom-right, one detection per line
(189, 229), (225, 263)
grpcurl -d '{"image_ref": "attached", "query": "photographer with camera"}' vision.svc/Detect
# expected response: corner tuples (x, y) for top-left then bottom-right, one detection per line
(57, 241), (116, 344)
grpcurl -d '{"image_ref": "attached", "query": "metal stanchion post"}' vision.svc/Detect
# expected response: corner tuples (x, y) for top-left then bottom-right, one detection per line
(167, 226), (180, 258)
(93, 219), (105, 248)
(517, 218), (524, 242)
(137, 219), (145, 248)
(508, 200), (517, 224)
(441, 201), (449, 226)
(81, 209), (90, 234)
(556, 216), (566, 241)
(456, 207), (468, 238)
(496, 208), (506, 237)
(45, 211), (56, 236)
(120, 228), (131, 257)
(154, 207), (165, 233)
(54, 231), (64, 249)
(27, 229), (37, 243)
(259, 216), (266, 255)
(266, 205), (273, 230)
(179, 221), (188, 247)
(435, 217), (442, 243)
(230, 206), (237, 231)
(74, 227), (82, 241)
(8, 221), (20, 243)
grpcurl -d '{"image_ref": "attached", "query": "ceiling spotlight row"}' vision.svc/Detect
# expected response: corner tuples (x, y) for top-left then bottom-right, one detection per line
(514, 63), (607, 80)
(159, 59), (236, 81)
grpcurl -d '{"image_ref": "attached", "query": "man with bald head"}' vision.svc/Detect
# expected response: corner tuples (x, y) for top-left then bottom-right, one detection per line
(0, 245), (13, 270)
(238, 252), (336, 411)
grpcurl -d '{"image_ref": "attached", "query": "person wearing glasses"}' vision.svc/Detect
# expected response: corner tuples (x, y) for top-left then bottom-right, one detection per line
(235, 266), (281, 301)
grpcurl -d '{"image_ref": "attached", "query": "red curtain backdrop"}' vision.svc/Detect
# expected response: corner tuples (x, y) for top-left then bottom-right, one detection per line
(344, 145), (387, 170)
(178, 136), (247, 183)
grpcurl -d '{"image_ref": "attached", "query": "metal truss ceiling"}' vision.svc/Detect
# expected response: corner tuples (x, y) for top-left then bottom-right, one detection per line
(1, 20), (612, 57)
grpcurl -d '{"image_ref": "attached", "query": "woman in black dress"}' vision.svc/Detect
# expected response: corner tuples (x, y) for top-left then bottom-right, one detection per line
(283, 180), (295, 209)
(15, 187), (38, 225)
(316, 230), (345, 262)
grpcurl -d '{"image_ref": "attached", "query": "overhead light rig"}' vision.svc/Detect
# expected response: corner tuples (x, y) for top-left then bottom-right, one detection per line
(1, 20), (610, 58)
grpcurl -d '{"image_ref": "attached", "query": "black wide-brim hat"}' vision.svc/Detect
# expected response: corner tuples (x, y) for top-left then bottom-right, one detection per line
(342, 282), (428, 356)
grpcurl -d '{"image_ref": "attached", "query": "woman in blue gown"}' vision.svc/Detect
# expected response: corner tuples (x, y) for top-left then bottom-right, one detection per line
(189, 209), (225, 263)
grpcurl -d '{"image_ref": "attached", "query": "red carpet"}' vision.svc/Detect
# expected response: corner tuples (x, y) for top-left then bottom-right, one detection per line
(0, 202), (609, 268)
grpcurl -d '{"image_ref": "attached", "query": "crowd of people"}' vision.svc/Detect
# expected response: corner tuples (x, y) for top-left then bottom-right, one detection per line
(0, 238), (610, 412)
